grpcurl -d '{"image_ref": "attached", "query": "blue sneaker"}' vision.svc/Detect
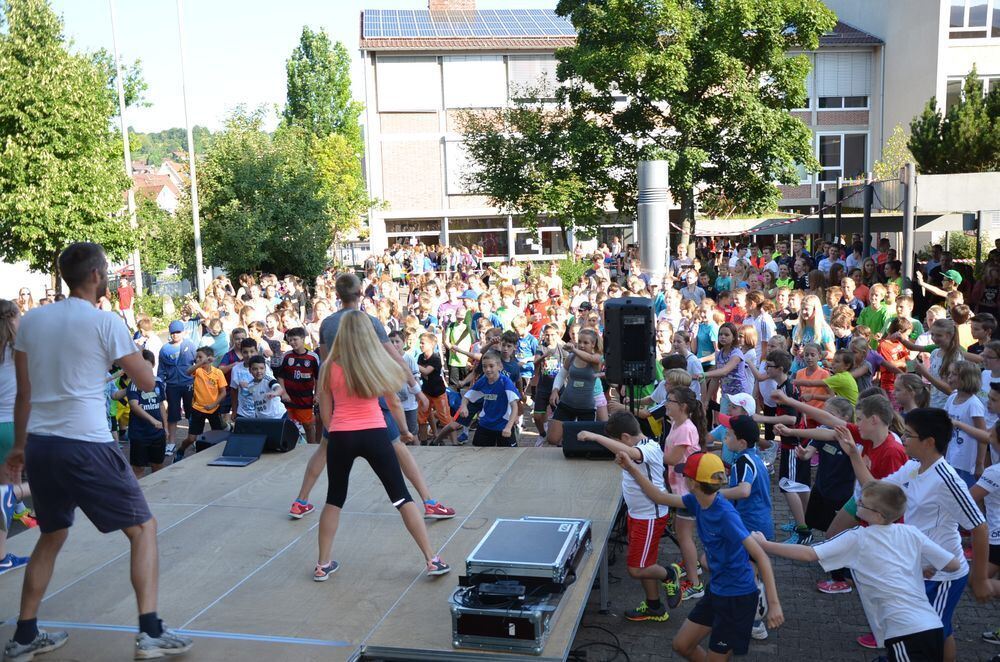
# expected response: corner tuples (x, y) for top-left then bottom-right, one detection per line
(457, 432), (469, 445)
(0, 553), (29, 576)
(780, 520), (797, 533)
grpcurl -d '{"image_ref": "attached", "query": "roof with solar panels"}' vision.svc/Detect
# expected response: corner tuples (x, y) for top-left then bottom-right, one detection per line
(359, 3), (882, 52)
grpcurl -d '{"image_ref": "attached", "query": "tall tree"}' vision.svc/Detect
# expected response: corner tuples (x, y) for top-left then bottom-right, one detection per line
(909, 68), (1000, 174)
(461, 0), (836, 238)
(135, 197), (195, 280)
(284, 27), (363, 149)
(0, 0), (140, 282)
(873, 124), (916, 181)
(198, 108), (332, 280)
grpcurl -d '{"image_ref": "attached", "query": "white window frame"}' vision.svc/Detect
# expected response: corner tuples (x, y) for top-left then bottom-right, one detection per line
(375, 56), (442, 113)
(815, 131), (869, 183)
(443, 55), (508, 109)
(945, 73), (1000, 110)
(507, 53), (560, 101)
(949, 0), (997, 39)
(816, 95), (870, 111)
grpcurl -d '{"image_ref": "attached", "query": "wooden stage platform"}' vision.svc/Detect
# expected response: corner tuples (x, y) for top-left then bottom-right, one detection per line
(0, 444), (621, 661)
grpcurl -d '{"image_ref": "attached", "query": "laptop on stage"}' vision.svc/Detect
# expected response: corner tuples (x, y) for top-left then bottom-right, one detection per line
(207, 434), (267, 467)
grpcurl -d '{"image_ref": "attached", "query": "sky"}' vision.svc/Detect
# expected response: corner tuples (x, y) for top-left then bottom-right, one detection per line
(49, 0), (558, 134)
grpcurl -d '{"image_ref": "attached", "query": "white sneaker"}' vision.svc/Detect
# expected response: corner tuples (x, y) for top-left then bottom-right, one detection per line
(751, 620), (768, 640)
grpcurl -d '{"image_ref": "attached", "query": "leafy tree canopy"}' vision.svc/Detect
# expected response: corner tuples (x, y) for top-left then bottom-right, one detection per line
(198, 107), (332, 280)
(0, 0), (141, 279)
(131, 126), (215, 166)
(909, 68), (1000, 174)
(873, 124), (915, 181)
(461, 0), (836, 236)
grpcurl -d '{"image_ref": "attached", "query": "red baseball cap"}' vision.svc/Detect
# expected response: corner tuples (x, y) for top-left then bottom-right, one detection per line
(674, 452), (727, 485)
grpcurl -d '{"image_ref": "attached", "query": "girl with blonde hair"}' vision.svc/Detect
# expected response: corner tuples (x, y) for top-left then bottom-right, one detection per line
(792, 294), (835, 361)
(313, 310), (450, 580)
(1, 298), (34, 571)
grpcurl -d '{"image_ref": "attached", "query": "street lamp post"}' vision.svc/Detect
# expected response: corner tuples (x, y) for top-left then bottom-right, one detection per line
(176, 0), (205, 298)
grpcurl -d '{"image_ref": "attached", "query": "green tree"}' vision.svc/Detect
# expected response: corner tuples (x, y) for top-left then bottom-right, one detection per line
(135, 196), (194, 278)
(311, 132), (376, 243)
(130, 126), (214, 166)
(873, 124), (915, 181)
(284, 27), (362, 149)
(198, 108), (332, 280)
(909, 68), (1000, 174)
(0, 0), (139, 283)
(461, 0), (835, 238)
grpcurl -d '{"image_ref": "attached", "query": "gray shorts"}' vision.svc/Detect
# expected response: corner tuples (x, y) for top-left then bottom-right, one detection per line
(404, 409), (419, 436)
(25, 434), (153, 534)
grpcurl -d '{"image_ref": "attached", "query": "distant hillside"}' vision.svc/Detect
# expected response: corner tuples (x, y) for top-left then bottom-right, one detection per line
(130, 126), (214, 166)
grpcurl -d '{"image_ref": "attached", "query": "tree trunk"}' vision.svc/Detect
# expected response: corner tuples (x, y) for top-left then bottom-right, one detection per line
(51, 255), (62, 294)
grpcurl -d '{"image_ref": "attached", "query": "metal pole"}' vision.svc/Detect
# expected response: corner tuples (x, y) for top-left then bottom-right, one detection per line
(818, 189), (826, 242)
(109, 0), (142, 297)
(637, 160), (671, 282)
(834, 176), (844, 243)
(977, 210), (983, 269)
(176, 0), (205, 298)
(902, 163), (915, 287)
(862, 180), (874, 259)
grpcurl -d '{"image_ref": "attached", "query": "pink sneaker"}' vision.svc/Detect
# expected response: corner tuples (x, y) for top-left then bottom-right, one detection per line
(816, 579), (852, 594)
(857, 633), (878, 649)
(424, 500), (456, 519)
(289, 501), (315, 519)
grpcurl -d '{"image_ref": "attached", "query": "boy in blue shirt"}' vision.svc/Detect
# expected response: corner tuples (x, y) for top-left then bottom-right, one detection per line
(158, 320), (197, 446)
(457, 352), (519, 447)
(127, 350), (169, 477)
(620, 451), (784, 660)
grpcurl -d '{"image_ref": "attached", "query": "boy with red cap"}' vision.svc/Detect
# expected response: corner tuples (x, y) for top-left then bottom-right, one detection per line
(620, 450), (784, 660)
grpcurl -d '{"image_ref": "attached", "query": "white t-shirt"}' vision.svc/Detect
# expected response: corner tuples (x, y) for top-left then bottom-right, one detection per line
(883, 457), (985, 581)
(814, 524), (953, 647)
(0, 347), (14, 423)
(684, 352), (704, 398)
(14, 297), (138, 443)
(236, 377), (287, 419)
(622, 438), (667, 520)
(397, 353), (422, 412)
(928, 350), (965, 410)
(944, 392), (986, 474)
(974, 464), (1000, 545)
(230, 361), (273, 392)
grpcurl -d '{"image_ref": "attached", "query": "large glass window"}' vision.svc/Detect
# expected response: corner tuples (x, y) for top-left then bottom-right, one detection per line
(449, 230), (509, 258)
(385, 219), (442, 235)
(818, 96), (868, 109)
(950, 0), (1000, 37)
(945, 74), (1000, 111)
(818, 133), (867, 182)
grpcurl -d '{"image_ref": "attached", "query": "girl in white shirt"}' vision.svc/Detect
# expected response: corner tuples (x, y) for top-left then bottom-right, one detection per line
(944, 362), (988, 486)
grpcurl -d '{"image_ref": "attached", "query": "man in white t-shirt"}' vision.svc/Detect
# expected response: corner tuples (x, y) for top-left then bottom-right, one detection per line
(578, 412), (682, 622)
(4, 243), (193, 661)
(835, 408), (990, 661)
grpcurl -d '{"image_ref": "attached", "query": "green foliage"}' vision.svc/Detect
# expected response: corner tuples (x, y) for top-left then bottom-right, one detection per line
(461, 0), (835, 235)
(135, 196), (195, 279)
(556, 256), (591, 290)
(873, 124), (915, 181)
(909, 68), (1000, 174)
(284, 27), (363, 150)
(0, 0), (138, 278)
(198, 108), (332, 280)
(311, 132), (377, 242)
(130, 126), (214, 166)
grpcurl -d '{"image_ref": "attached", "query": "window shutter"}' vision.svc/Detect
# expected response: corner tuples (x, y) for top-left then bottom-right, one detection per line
(507, 55), (558, 98)
(376, 56), (441, 112)
(816, 52), (871, 98)
(443, 55), (507, 108)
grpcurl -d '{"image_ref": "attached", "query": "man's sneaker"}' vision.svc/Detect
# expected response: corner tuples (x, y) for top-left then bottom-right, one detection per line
(681, 581), (705, 601)
(456, 432), (469, 445)
(780, 520), (798, 533)
(624, 601), (669, 622)
(13, 510), (38, 529)
(0, 553), (29, 576)
(678, 562), (703, 579)
(662, 563), (683, 609)
(134, 627), (193, 659)
(424, 501), (456, 519)
(783, 528), (813, 545)
(427, 556), (451, 576)
(817, 579), (853, 594)
(751, 620), (768, 640)
(983, 628), (1000, 645)
(3, 629), (69, 662)
(289, 501), (315, 519)
(756, 578), (768, 620)
(857, 633), (879, 649)
(313, 561), (339, 582)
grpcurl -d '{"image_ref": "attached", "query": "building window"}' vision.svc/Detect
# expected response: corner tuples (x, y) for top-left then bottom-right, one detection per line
(443, 55), (507, 108)
(950, 0), (1000, 38)
(385, 219), (442, 235)
(508, 55), (559, 100)
(817, 96), (868, 109)
(449, 230), (509, 258)
(945, 74), (1000, 111)
(376, 56), (441, 112)
(817, 133), (867, 182)
(445, 141), (481, 195)
(448, 217), (506, 231)
(815, 52), (871, 102)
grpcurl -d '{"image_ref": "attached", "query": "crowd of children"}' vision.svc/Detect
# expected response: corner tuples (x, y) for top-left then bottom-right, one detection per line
(11, 234), (1000, 660)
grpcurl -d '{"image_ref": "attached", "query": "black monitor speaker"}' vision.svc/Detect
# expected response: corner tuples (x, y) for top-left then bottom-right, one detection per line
(603, 297), (656, 384)
(561, 420), (614, 460)
(233, 417), (298, 453)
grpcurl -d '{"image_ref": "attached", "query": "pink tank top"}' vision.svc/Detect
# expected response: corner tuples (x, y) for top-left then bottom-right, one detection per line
(328, 362), (387, 432)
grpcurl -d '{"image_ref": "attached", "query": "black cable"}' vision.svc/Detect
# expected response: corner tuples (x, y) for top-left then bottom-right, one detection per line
(570, 624), (631, 662)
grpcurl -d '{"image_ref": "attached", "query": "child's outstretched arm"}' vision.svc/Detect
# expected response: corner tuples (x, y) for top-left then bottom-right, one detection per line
(771, 390), (846, 428)
(615, 451), (683, 508)
(578, 431), (642, 461)
(774, 422), (836, 440)
(955, 419), (992, 444)
(751, 531), (819, 562)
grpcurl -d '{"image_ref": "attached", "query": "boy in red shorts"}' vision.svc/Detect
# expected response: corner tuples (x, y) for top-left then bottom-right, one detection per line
(279, 327), (320, 444)
(578, 412), (682, 621)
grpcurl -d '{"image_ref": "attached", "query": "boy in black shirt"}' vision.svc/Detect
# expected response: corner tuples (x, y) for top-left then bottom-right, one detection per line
(417, 332), (450, 444)
(126, 350), (169, 478)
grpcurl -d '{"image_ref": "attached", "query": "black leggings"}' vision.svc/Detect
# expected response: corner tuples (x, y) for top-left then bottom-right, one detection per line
(325, 428), (412, 509)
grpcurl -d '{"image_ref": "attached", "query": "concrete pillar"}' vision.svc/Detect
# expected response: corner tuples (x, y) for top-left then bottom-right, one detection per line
(637, 160), (671, 281)
(902, 163), (915, 286)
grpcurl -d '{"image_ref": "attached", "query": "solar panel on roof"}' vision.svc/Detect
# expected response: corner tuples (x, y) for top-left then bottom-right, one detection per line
(362, 8), (574, 39)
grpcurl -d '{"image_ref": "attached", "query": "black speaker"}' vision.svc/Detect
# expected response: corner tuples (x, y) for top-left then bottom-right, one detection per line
(561, 421), (614, 459)
(603, 297), (656, 384)
(195, 429), (230, 452)
(233, 417), (298, 452)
